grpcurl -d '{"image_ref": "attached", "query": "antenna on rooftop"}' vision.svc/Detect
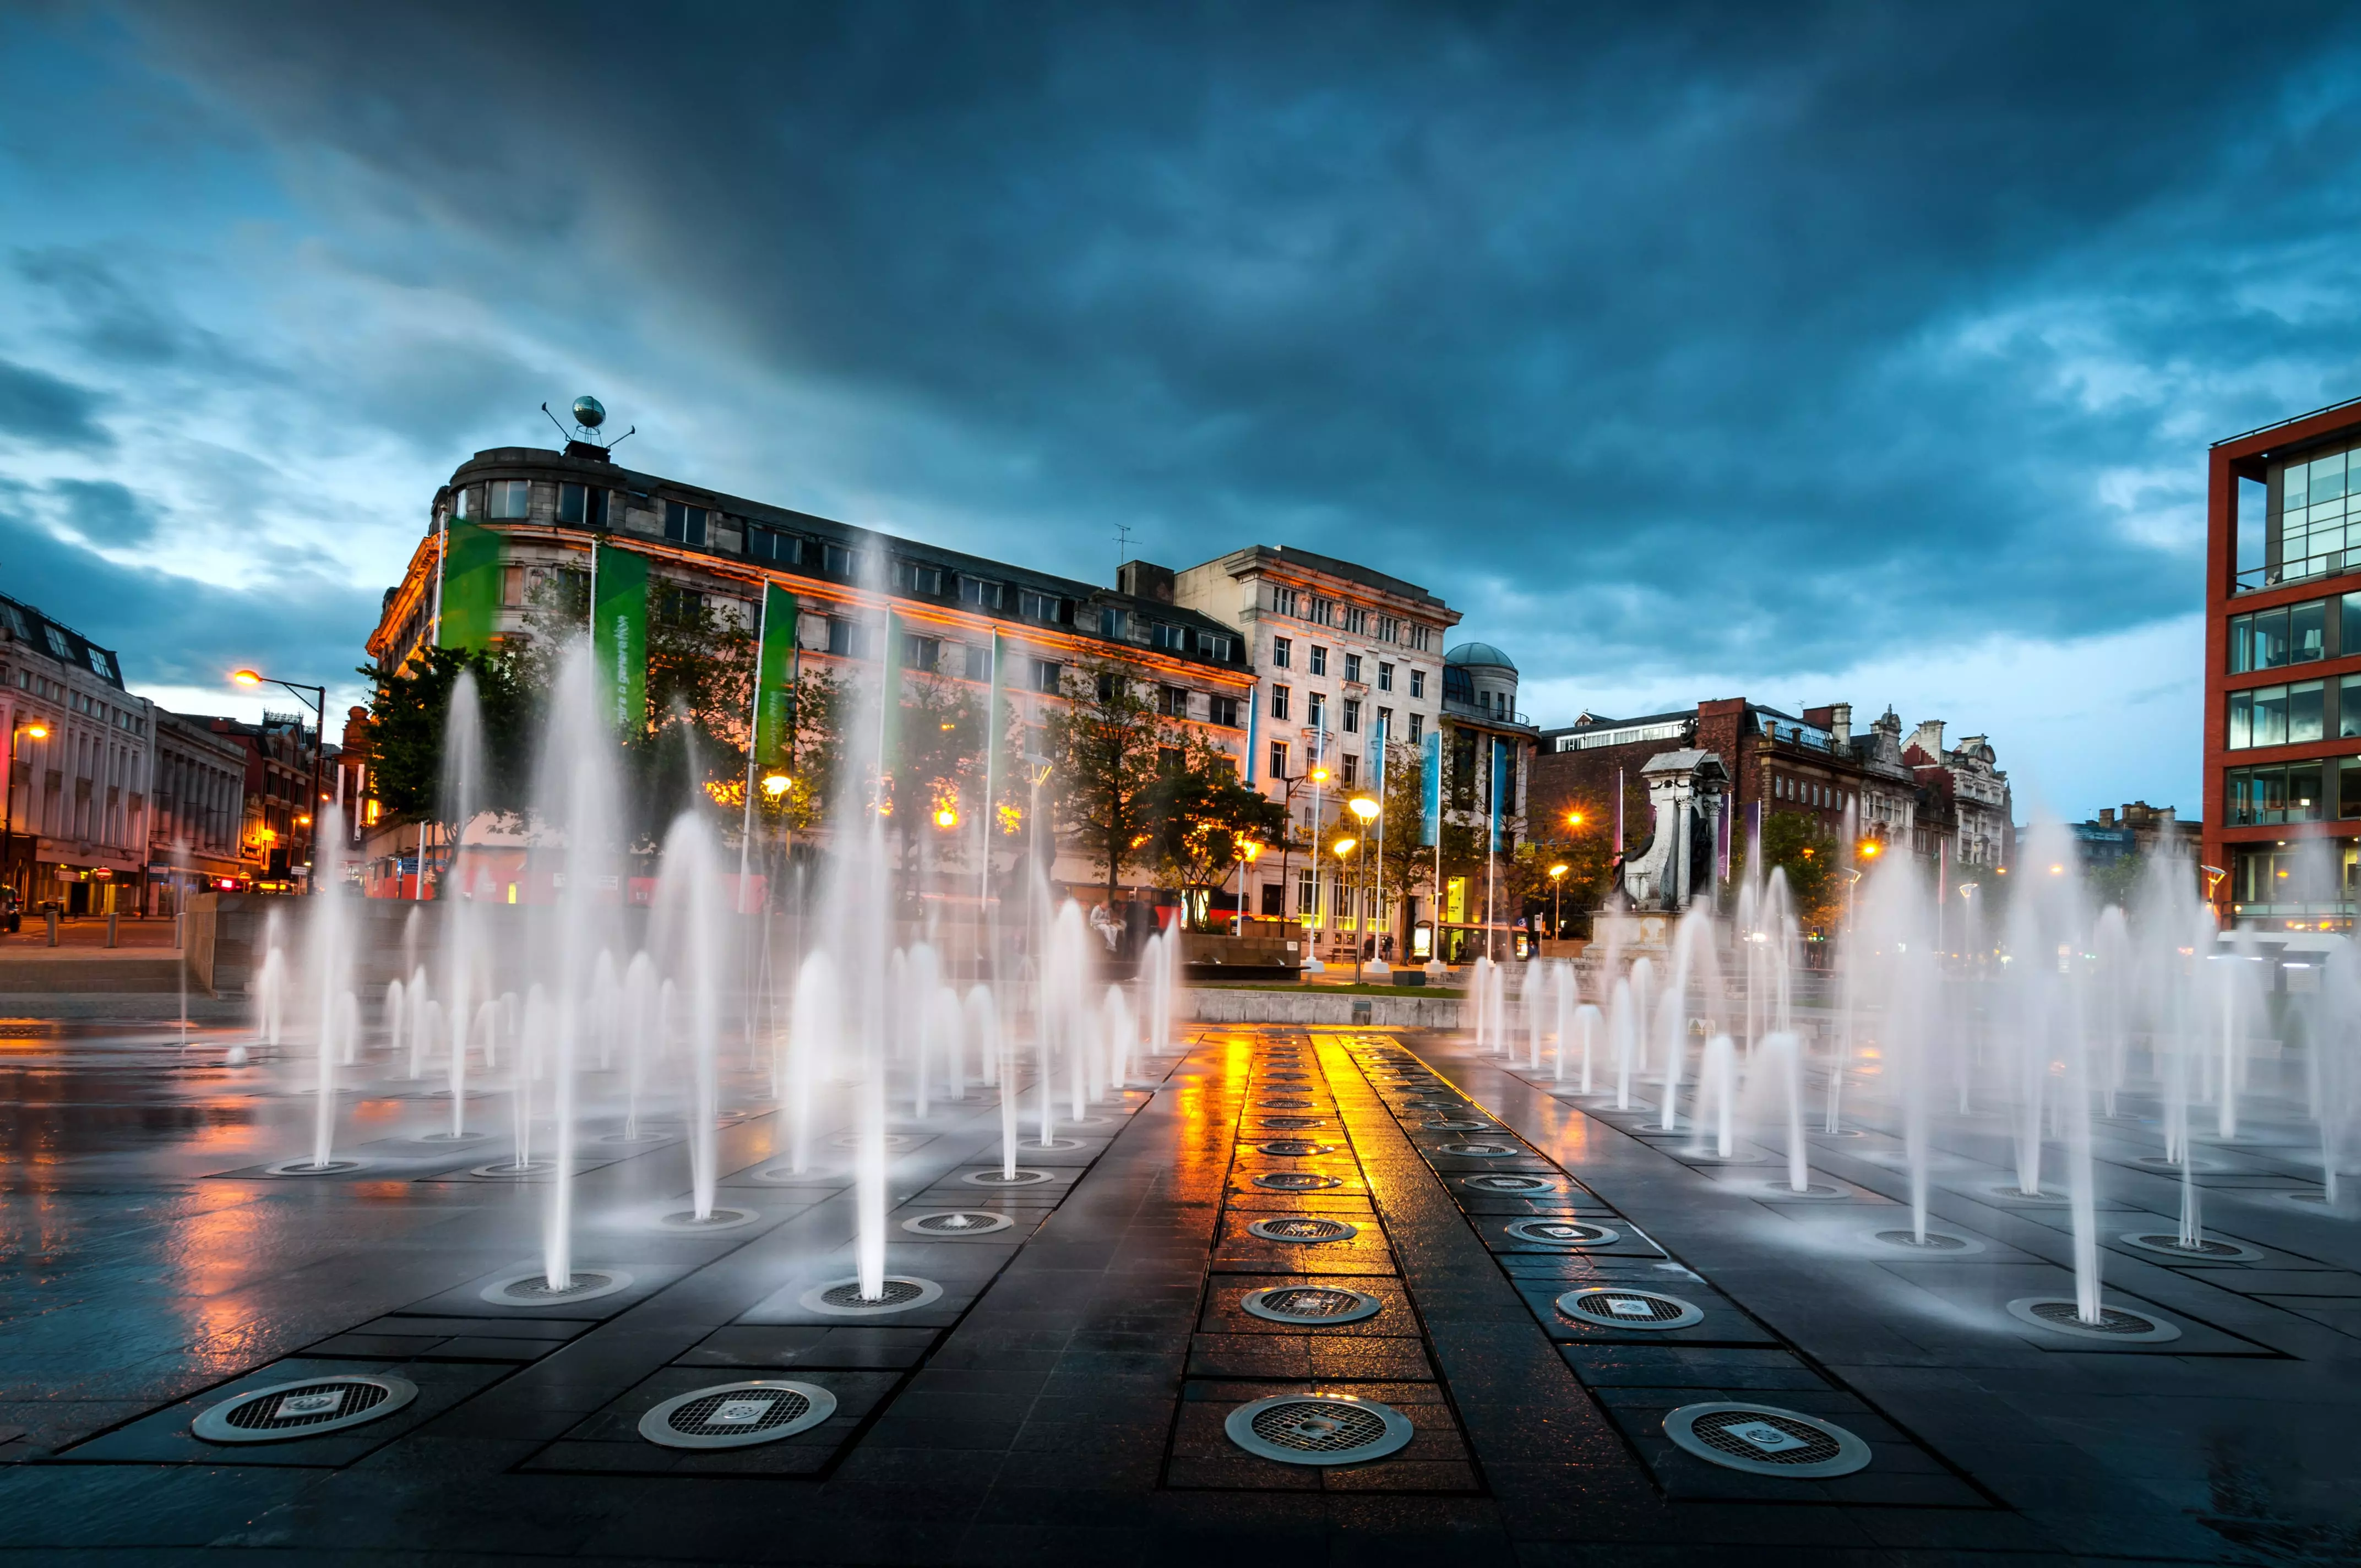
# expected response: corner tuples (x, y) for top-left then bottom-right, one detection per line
(542, 395), (635, 455)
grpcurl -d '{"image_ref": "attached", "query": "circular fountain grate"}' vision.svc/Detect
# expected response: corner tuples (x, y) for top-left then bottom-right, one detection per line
(1557, 1286), (1704, 1330)
(639, 1380), (836, 1450)
(1254, 1172), (1343, 1190)
(264, 1158), (367, 1177)
(1258, 1117), (1328, 1130)
(833, 1133), (917, 1149)
(1258, 1098), (1316, 1109)
(1463, 1174), (1558, 1194)
(657, 1207), (758, 1232)
(1241, 1285), (1384, 1324)
(1663, 1403), (1870, 1478)
(2131, 1154), (2216, 1171)
(1436, 1142), (1519, 1157)
(480, 1268), (635, 1306)
(801, 1275), (946, 1315)
(1263, 1072), (1312, 1081)
(1504, 1218), (1619, 1247)
(2006, 1297), (2180, 1341)
(469, 1160), (559, 1179)
(1225, 1394), (1415, 1466)
(193, 1374), (416, 1445)
(904, 1210), (1014, 1235)
(1423, 1119), (1494, 1132)
(961, 1169), (1052, 1186)
(1247, 1217), (1359, 1243)
(1754, 1180), (1848, 1200)
(1868, 1228), (1982, 1254)
(2119, 1232), (2261, 1262)
(1256, 1140), (1338, 1157)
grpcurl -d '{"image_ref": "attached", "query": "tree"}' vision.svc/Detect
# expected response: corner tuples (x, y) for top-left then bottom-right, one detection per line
(1041, 658), (1193, 903)
(1516, 782), (1620, 936)
(1146, 733), (1289, 929)
(356, 644), (532, 829)
(1727, 808), (1842, 934)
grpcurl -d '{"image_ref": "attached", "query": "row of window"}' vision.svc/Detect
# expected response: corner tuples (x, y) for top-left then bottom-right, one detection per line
(2223, 757), (2361, 825)
(2227, 591), (2359, 672)
(7, 668), (144, 733)
(1266, 585), (1432, 649)
(814, 627), (1243, 726)
(1267, 741), (1368, 788)
(1266, 687), (1420, 739)
(1270, 636), (1426, 696)
(1772, 775), (1851, 810)
(0, 604), (118, 683)
(2224, 674), (2361, 749)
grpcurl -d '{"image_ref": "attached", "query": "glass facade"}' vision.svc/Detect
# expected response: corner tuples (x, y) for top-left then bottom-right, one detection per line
(2224, 761), (2328, 825)
(2273, 443), (2361, 584)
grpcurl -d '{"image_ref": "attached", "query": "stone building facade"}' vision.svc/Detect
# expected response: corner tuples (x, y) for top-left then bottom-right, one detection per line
(0, 594), (153, 915)
(146, 710), (249, 912)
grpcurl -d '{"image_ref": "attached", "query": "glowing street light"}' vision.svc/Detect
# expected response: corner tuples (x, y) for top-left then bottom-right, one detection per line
(228, 667), (327, 895)
(3, 718), (52, 910)
(761, 772), (792, 798)
(1548, 861), (1569, 943)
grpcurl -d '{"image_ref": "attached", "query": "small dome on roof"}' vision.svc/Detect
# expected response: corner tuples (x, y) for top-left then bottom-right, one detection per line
(1444, 641), (1517, 671)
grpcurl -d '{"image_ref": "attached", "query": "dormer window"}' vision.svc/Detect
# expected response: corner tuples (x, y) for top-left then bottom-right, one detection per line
(663, 500), (709, 547)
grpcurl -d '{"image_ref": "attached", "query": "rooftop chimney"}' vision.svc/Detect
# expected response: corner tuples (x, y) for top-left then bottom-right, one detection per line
(1117, 559), (1176, 603)
(1829, 703), (1852, 748)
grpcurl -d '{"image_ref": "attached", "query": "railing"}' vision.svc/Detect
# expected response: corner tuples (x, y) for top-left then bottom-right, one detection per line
(2233, 553), (2357, 595)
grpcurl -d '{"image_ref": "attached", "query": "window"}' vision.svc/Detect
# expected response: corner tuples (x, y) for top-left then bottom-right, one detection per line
(1342, 753), (1359, 787)
(1375, 706), (1392, 740)
(1158, 745), (1183, 773)
(824, 543), (858, 577)
(1158, 685), (1189, 718)
(0, 603), (23, 639)
(1020, 590), (1071, 624)
(489, 480), (530, 519)
(1344, 606), (1367, 635)
(1033, 658), (1064, 694)
(1271, 685), (1291, 721)
(1309, 646), (1328, 676)
(2290, 679), (2326, 743)
(449, 485), (474, 520)
(961, 576), (1003, 610)
(1342, 698), (1361, 734)
(2226, 762), (2327, 825)
(1272, 636), (1291, 668)
(1270, 741), (1288, 778)
(2346, 756), (2361, 818)
(662, 500), (709, 546)
(1410, 624), (1431, 651)
(2271, 445), (2359, 584)
(1096, 672), (1119, 703)
(1308, 693), (1328, 729)
(1310, 598), (1335, 627)
(1101, 606), (1128, 639)
(826, 618), (867, 658)
(1210, 694), (1239, 728)
(893, 560), (947, 596)
(2294, 600), (2328, 662)
(1151, 622), (1188, 652)
(1298, 869), (1316, 916)
(2344, 674), (2361, 739)
(1409, 669), (1426, 699)
(502, 564), (525, 608)
(1195, 629), (1236, 661)
(901, 634), (940, 673)
(964, 644), (991, 681)
(1344, 653), (1362, 683)
(1377, 661), (1394, 692)
(86, 647), (113, 681)
(1271, 586), (1301, 617)
(2346, 591), (2361, 652)
(746, 525), (797, 565)
(1376, 614), (1400, 643)
(557, 482), (608, 529)
(1408, 713), (1423, 743)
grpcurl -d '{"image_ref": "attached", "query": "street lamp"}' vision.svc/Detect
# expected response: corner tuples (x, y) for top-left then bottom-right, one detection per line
(1548, 862), (1569, 944)
(1347, 796), (1380, 981)
(761, 772), (792, 799)
(232, 668), (328, 895)
(2, 719), (49, 918)
(1234, 838), (1262, 935)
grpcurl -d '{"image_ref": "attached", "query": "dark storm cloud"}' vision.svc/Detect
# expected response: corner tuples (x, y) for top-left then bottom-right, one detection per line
(0, 486), (378, 690)
(102, 3), (2361, 680)
(48, 478), (158, 545)
(0, 358), (110, 449)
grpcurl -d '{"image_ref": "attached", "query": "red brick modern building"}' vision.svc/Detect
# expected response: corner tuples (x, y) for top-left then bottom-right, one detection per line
(2204, 399), (2361, 929)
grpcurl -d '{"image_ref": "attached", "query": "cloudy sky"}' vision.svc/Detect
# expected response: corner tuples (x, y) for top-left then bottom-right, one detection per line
(5, 3), (2360, 817)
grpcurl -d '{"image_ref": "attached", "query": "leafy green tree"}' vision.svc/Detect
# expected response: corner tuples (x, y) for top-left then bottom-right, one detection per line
(1147, 733), (1289, 929)
(356, 644), (533, 829)
(1728, 808), (1842, 934)
(1042, 658), (1194, 903)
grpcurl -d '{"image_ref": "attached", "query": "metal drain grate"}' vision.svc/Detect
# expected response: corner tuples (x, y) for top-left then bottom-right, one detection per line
(1225, 1394), (1415, 1466)
(1258, 1117), (1328, 1129)
(1436, 1141), (1518, 1157)
(1247, 1217), (1359, 1243)
(1868, 1229), (1981, 1254)
(1254, 1172), (1343, 1190)
(2119, 1232), (2261, 1262)
(1463, 1174), (1557, 1193)
(639, 1380), (836, 1450)
(903, 1210), (1014, 1235)
(1264, 1072), (1312, 1081)
(1504, 1218), (1619, 1246)
(469, 1160), (558, 1178)
(1256, 1139), (1338, 1157)
(801, 1275), (946, 1315)
(1258, 1098), (1316, 1109)
(263, 1158), (367, 1177)
(1241, 1285), (1383, 1324)
(1423, 1119), (1494, 1132)
(961, 1168), (1052, 1186)
(1556, 1286), (1704, 1330)
(2006, 1297), (2181, 1342)
(1663, 1402), (1871, 1478)
(480, 1268), (635, 1306)
(657, 1207), (758, 1232)
(193, 1374), (417, 1444)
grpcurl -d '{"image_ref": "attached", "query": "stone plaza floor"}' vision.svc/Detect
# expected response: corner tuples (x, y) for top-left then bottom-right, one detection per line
(0, 1016), (2355, 1564)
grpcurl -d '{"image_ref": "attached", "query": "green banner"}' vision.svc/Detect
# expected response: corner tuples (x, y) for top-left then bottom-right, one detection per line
(750, 581), (799, 771)
(591, 540), (649, 735)
(436, 520), (504, 651)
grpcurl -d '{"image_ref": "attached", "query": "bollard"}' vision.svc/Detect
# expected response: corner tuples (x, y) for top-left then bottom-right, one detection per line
(107, 910), (119, 948)
(46, 908), (59, 947)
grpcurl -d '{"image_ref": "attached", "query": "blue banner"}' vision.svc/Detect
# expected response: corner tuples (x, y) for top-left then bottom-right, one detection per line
(1489, 737), (1506, 853)
(1419, 731), (1441, 846)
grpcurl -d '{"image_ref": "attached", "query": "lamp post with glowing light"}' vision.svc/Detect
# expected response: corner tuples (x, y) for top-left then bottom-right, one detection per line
(1233, 839), (1261, 935)
(2, 717), (51, 917)
(1547, 862), (1569, 944)
(1275, 761), (1329, 949)
(231, 669), (328, 894)
(1330, 835), (1359, 982)
(1347, 796), (1380, 976)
